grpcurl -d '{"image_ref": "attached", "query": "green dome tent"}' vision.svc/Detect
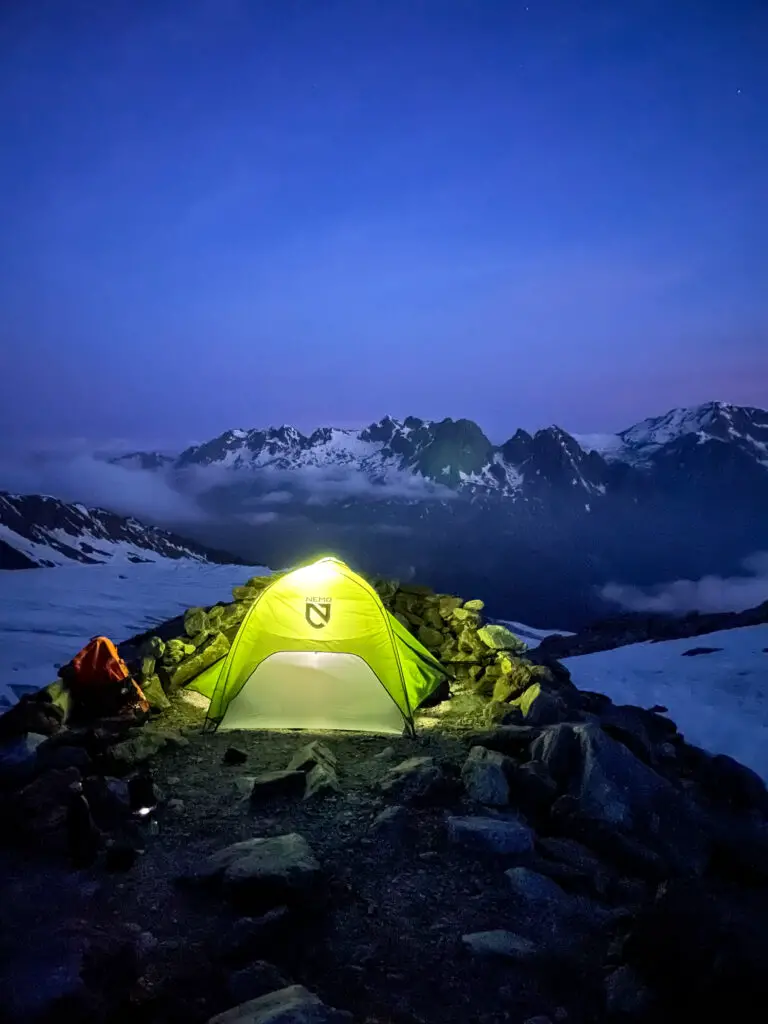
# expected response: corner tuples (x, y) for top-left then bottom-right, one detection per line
(190, 557), (447, 735)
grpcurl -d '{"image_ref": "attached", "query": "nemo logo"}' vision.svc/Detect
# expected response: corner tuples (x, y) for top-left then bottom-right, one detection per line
(305, 597), (332, 629)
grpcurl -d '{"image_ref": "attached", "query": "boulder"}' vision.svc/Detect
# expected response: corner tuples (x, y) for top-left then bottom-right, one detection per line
(697, 752), (768, 813)
(140, 674), (171, 710)
(184, 606), (210, 638)
(504, 866), (568, 906)
(508, 760), (559, 816)
(224, 746), (248, 765)
(249, 771), (306, 801)
(162, 638), (196, 665)
(510, 682), (567, 726)
(447, 815), (535, 856)
(36, 742), (92, 773)
(168, 631), (230, 691)
(529, 724), (582, 785)
(0, 695), (65, 742)
(286, 741), (337, 774)
(462, 930), (538, 963)
(461, 745), (512, 806)
(379, 757), (445, 804)
(304, 763), (340, 800)
(468, 725), (541, 757)
(183, 833), (324, 912)
(417, 625), (444, 650)
(570, 723), (710, 874)
(206, 984), (351, 1023)
(477, 624), (526, 651)
(110, 728), (186, 768)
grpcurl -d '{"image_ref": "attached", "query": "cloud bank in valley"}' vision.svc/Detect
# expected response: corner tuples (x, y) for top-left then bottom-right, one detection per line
(600, 551), (768, 614)
(0, 454), (205, 524)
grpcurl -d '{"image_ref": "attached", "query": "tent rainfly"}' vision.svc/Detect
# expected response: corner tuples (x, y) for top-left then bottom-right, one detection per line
(190, 557), (447, 735)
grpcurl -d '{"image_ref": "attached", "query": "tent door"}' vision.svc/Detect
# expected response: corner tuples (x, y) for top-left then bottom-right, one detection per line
(219, 651), (406, 734)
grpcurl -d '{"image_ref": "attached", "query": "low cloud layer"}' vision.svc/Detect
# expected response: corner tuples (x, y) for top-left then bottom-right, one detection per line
(0, 454), (205, 524)
(601, 551), (768, 615)
(0, 450), (456, 530)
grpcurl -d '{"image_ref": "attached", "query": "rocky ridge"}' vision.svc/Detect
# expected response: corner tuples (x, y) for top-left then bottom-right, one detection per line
(1, 574), (767, 1023)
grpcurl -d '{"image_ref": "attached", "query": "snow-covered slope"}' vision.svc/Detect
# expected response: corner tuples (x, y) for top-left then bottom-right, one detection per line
(575, 401), (768, 468)
(0, 492), (241, 569)
(0, 561), (268, 706)
(563, 625), (768, 780)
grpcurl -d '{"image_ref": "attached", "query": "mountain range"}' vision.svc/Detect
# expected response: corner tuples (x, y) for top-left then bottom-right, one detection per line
(4, 402), (766, 627)
(0, 492), (242, 570)
(106, 401), (768, 626)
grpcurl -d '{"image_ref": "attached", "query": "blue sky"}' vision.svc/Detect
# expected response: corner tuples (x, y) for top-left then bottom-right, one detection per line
(1, 0), (766, 449)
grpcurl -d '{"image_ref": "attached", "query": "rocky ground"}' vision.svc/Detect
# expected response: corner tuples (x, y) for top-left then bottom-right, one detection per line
(2, 578), (768, 1023)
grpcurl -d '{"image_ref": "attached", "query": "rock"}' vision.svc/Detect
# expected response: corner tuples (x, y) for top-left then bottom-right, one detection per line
(370, 804), (410, 839)
(462, 930), (538, 962)
(36, 742), (92, 772)
(183, 833), (323, 912)
(0, 695), (65, 742)
(287, 741), (337, 773)
(184, 606), (210, 637)
(463, 598), (485, 611)
(461, 745), (512, 806)
(227, 962), (290, 1006)
(508, 760), (559, 816)
(213, 907), (292, 963)
(379, 757), (445, 804)
(698, 752), (768, 812)
(477, 624), (526, 651)
(163, 638), (197, 665)
(0, 732), (47, 786)
(510, 682), (566, 725)
(468, 725), (541, 757)
(304, 763), (340, 800)
(447, 815), (535, 856)
(168, 631), (230, 690)
(140, 674), (171, 710)
(417, 625), (444, 649)
(505, 866), (568, 905)
(250, 771), (306, 801)
(206, 984), (352, 1023)
(82, 775), (130, 829)
(536, 837), (609, 879)
(373, 745), (397, 761)
(110, 728), (177, 768)
(571, 723), (710, 874)
(604, 965), (653, 1017)
(530, 725), (582, 785)
(11, 766), (81, 845)
(224, 746), (249, 765)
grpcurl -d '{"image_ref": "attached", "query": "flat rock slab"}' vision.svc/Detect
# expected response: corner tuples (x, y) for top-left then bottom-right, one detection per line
(462, 930), (538, 963)
(287, 741), (337, 773)
(447, 815), (534, 856)
(183, 834), (323, 912)
(206, 984), (351, 1023)
(379, 757), (444, 803)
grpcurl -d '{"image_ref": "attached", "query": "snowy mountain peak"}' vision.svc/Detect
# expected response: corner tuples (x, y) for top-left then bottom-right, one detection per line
(0, 492), (241, 570)
(619, 401), (768, 466)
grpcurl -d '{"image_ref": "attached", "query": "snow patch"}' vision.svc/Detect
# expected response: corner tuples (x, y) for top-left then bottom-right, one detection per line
(564, 625), (768, 780)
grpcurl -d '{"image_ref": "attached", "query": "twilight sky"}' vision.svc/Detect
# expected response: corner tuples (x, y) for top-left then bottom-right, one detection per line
(1, 0), (766, 450)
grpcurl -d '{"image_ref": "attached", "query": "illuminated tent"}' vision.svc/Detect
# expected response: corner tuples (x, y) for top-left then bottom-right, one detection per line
(191, 557), (447, 735)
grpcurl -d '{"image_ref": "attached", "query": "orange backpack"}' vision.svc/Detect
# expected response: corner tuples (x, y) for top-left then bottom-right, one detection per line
(65, 636), (149, 714)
